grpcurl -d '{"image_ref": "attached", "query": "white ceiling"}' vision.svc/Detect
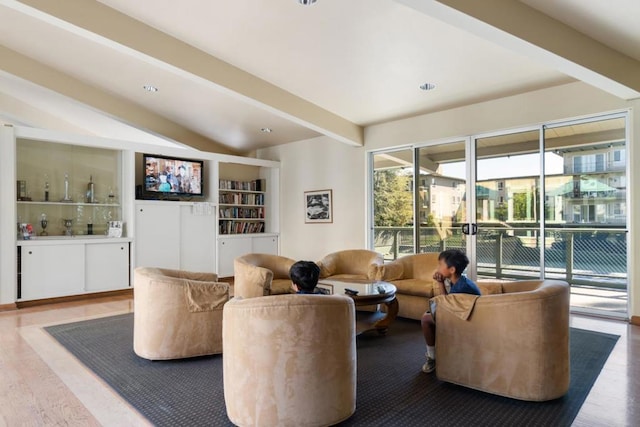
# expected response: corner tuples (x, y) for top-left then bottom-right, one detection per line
(0, 0), (638, 154)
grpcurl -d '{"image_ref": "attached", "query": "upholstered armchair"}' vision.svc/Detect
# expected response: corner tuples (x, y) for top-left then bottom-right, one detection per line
(317, 249), (384, 281)
(233, 253), (297, 298)
(372, 252), (440, 320)
(434, 279), (570, 401)
(133, 267), (230, 360)
(223, 294), (356, 427)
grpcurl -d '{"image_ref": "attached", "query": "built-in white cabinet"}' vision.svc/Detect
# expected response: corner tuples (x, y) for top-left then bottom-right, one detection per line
(134, 201), (216, 273)
(85, 242), (130, 292)
(19, 244), (85, 300)
(180, 204), (216, 272)
(135, 202), (181, 269)
(5, 127), (134, 303)
(252, 235), (279, 255)
(217, 236), (251, 277)
(0, 125), (280, 305)
(216, 234), (279, 277)
(18, 239), (131, 301)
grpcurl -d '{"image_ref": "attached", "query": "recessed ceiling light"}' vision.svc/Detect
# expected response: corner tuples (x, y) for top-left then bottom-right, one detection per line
(298, 0), (317, 5)
(143, 85), (158, 92)
(419, 83), (436, 91)
(261, 128), (273, 133)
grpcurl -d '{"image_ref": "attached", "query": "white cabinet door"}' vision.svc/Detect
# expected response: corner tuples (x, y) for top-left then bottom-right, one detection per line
(135, 203), (180, 269)
(20, 245), (85, 300)
(85, 242), (130, 292)
(217, 237), (252, 277)
(180, 205), (215, 273)
(252, 235), (278, 255)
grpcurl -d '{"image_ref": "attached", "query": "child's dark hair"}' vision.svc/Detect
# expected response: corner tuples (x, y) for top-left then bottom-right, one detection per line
(438, 249), (469, 275)
(289, 261), (320, 292)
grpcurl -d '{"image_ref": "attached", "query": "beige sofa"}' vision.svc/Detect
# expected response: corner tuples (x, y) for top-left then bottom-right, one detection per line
(373, 252), (440, 320)
(317, 249), (384, 281)
(233, 253), (297, 298)
(223, 294), (356, 427)
(133, 267), (230, 360)
(433, 279), (570, 401)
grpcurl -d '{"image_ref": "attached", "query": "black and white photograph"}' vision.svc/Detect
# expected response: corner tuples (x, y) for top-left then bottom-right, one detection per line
(305, 189), (332, 223)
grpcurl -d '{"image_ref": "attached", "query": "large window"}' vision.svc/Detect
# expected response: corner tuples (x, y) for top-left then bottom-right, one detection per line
(370, 141), (467, 259)
(543, 116), (627, 315)
(371, 149), (414, 260)
(369, 113), (628, 317)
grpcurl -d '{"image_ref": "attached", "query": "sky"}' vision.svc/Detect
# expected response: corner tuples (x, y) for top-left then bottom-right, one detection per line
(440, 152), (564, 181)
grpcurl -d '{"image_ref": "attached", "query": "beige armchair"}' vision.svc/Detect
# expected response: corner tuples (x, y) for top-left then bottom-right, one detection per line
(133, 267), (230, 360)
(223, 294), (356, 427)
(373, 252), (440, 320)
(434, 279), (570, 401)
(317, 249), (384, 281)
(233, 253), (297, 298)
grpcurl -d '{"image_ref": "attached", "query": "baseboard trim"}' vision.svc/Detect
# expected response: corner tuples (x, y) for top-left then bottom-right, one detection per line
(16, 289), (133, 309)
(631, 316), (640, 326)
(0, 302), (18, 312)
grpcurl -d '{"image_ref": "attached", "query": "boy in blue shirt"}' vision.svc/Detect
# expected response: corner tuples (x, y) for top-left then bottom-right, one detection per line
(421, 249), (481, 373)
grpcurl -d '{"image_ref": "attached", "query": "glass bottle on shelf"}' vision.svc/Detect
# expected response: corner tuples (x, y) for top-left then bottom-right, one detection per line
(44, 174), (49, 202)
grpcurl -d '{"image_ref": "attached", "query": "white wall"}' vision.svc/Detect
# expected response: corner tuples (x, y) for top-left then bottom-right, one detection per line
(258, 81), (639, 320)
(258, 136), (365, 261)
(364, 81), (628, 149)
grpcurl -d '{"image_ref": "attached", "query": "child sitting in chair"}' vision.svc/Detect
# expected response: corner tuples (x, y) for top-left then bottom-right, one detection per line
(289, 261), (323, 294)
(421, 249), (481, 373)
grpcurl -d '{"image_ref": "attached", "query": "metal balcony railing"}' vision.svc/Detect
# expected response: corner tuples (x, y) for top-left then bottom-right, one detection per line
(373, 226), (627, 290)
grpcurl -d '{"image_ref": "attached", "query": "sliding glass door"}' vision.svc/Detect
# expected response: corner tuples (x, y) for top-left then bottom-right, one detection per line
(370, 141), (467, 259)
(371, 149), (414, 260)
(369, 112), (628, 317)
(474, 129), (542, 280)
(543, 116), (627, 315)
(415, 140), (467, 255)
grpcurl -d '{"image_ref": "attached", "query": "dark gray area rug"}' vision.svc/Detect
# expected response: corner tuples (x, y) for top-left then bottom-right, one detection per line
(45, 313), (618, 427)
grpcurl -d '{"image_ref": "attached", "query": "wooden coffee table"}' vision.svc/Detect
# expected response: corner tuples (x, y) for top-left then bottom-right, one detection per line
(317, 279), (399, 335)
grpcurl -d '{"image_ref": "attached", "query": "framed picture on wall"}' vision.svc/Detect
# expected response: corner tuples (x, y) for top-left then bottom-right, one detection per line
(304, 189), (333, 223)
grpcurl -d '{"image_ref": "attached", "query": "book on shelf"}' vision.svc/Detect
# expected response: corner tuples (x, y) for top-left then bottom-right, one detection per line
(219, 192), (264, 205)
(219, 179), (265, 192)
(219, 220), (265, 234)
(219, 207), (264, 219)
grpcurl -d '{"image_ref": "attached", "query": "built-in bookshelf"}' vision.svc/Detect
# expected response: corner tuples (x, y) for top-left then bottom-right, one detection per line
(219, 179), (266, 235)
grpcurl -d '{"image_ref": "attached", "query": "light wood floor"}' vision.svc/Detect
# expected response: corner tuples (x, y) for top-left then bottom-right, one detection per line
(0, 295), (638, 426)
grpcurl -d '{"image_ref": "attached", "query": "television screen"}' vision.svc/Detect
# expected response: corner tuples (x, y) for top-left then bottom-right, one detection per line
(143, 153), (204, 197)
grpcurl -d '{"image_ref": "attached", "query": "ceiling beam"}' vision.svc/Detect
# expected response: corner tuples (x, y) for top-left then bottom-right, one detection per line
(397, 0), (640, 100)
(0, 91), (89, 133)
(0, 45), (235, 154)
(9, 0), (363, 147)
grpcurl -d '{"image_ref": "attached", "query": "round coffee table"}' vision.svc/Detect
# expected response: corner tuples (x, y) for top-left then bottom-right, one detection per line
(317, 279), (399, 335)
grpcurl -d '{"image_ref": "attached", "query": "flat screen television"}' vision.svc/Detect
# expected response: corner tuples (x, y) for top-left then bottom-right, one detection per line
(143, 153), (204, 199)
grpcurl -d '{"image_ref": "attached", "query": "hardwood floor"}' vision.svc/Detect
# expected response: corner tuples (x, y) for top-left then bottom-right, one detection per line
(0, 295), (638, 426)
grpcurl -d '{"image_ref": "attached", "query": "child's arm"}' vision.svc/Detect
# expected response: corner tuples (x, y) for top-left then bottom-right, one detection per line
(432, 272), (448, 295)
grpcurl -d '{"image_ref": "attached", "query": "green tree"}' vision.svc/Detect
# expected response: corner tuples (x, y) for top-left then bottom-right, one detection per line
(513, 192), (528, 220)
(373, 169), (413, 226)
(512, 190), (539, 221)
(425, 212), (437, 227)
